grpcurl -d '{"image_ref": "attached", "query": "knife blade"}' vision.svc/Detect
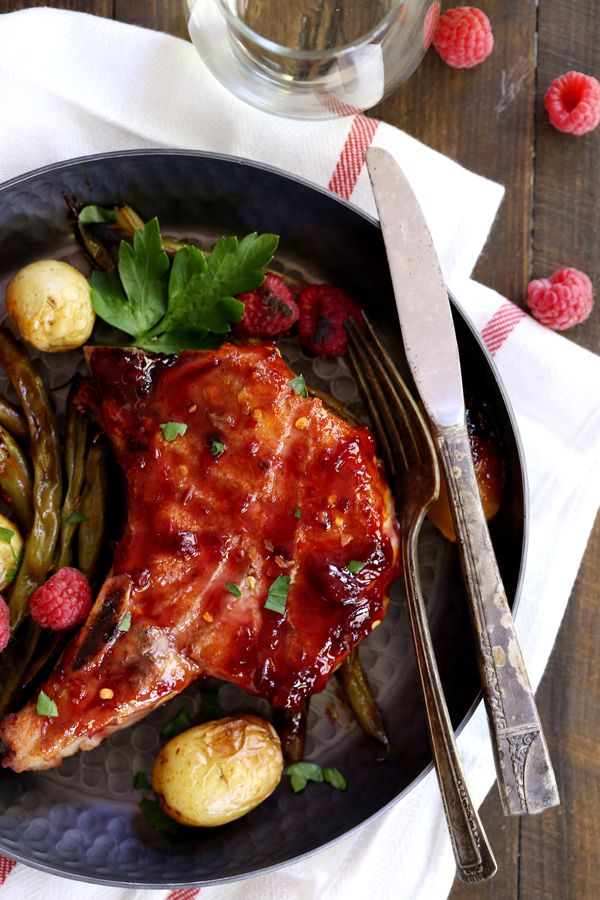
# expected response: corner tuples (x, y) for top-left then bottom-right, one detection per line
(366, 146), (559, 816)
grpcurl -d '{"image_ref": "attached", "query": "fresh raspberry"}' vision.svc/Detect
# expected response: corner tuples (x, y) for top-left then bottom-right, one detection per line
(0, 595), (10, 653)
(298, 285), (363, 356)
(527, 267), (593, 331)
(235, 273), (299, 338)
(29, 567), (92, 631)
(544, 71), (600, 136)
(433, 7), (494, 69)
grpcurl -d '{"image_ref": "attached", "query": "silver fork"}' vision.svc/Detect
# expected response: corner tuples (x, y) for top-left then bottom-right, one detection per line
(347, 317), (497, 883)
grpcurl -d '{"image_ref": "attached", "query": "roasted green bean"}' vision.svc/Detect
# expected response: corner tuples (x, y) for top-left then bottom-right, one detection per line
(338, 650), (389, 752)
(0, 397), (28, 443)
(0, 618), (41, 716)
(77, 440), (108, 580)
(0, 328), (63, 630)
(57, 379), (89, 569)
(0, 424), (33, 532)
(275, 700), (308, 763)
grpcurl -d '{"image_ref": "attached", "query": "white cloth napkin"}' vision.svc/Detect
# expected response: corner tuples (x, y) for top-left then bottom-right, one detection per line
(0, 8), (598, 900)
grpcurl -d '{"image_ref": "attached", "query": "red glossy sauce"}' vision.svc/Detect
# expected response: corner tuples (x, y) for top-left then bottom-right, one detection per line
(1, 343), (400, 771)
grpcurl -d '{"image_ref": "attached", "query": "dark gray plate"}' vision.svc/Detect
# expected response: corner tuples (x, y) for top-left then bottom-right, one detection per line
(0, 151), (527, 889)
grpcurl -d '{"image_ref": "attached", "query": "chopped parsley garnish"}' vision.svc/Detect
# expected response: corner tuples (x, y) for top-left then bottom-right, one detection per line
(347, 560), (366, 574)
(288, 374), (308, 398)
(78, 204), (118, 224)
(201, 688), (221, 720)
(226, 582), (241, 598)
(0, 527), (14, 544)
(6, 548), (23, 584)
(133, 771), (152, 791)
(36, 690), (58, 718)
(160, 421), (187, 442)
(293, 506), (302, 519)
(210, 440), (226, 458)
(90, 217), (279, 353)
(264, 574), (291, 615)
(139, 797), (181, 835)
(65, 509), (88, 525)
(117, 611), (132, 632)
(161, 709), (193, 740)
(286, 761), (347, 794)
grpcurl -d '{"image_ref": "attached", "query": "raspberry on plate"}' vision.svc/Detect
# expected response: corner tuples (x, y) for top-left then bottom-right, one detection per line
(432, 6), (494, 69)
(527, 267), (593, 331)
(235, 272), (299, 338)
(0, 595), (10, 653)
(298, 285), (363, 357)
(544, 71), (600, 136)
(29, 567), (92, 631)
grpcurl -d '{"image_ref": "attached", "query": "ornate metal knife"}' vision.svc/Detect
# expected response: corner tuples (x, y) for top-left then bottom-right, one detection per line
(366, 146), (559, 816)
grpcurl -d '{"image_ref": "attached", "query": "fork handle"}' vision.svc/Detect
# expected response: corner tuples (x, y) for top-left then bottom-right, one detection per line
(436, 422), (560, 816)
(403, 521), (497, 882)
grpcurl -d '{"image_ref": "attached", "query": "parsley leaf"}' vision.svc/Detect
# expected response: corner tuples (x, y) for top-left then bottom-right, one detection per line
(286, 761), (346, 793)
(226, 582), (241, 598)
(89, 219), (278, 354)
(0, 527), (14, 544)
(160, 421), (187, 442)
(161, 709), (193, 740)
(65, 509), (88, 525)
(264, 575), (291, 615)
(36, 690), (58, 718)
(210, 440), (226, 458)
(139, 797), (181, 835)
(293, 506), (302, 519)
(288, 374), (308, 398)
(117, 611), (131, 632)
(78, 204), (118, 224)
(347, 560), (366, 574)
(133, 771), (152, 790)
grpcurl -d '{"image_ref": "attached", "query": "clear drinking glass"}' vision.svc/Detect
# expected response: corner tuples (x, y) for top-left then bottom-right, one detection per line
(183, 1), (439, 119)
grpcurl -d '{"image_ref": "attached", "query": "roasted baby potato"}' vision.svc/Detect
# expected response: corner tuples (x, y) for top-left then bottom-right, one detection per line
(6, 260), (95, 352)
(151, 715), (284, 827)
(0, 513), (23, 592)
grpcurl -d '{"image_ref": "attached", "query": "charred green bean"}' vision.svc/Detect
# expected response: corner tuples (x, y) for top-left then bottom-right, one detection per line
(0, 397), (28, 443)
(0, 327), (63, 630)
(338, 650), (389, 752)
(77, 441), (108, 580)
(0, 424), (33, 532)
(57, 380), (89, 569)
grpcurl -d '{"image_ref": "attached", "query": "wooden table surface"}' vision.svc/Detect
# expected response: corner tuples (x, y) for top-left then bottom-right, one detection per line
(3, 1), (599, 897)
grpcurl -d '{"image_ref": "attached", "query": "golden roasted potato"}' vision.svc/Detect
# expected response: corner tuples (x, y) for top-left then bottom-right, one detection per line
(151, 715), (283, 827)
(0, 514), (23, 592)
(6, 260), (95, 352)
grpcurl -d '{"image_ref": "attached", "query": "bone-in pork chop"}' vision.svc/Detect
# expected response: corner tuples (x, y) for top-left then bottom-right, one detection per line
(0, 343), (399, 771)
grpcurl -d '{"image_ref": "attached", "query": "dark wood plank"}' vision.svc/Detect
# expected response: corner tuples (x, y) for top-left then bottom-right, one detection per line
(372, 0), (538, 302)
(114, 0), (188, 40)
(519, 517), (600, 899)
(533, 0), (600, 354)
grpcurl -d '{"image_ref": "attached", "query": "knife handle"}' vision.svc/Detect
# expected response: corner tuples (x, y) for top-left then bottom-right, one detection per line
(436, 422), (560, 816)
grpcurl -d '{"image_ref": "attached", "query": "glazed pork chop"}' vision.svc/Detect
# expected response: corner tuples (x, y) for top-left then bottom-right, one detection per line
(0, 343), (399, 772)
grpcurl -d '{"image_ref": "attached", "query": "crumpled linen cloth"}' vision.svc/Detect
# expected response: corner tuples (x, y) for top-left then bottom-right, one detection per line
(0, 8), (598, 900)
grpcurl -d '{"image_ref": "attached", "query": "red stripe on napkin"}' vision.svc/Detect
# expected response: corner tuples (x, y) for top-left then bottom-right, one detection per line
(0, 856), (16, 886)
(480, 301), (526, 356)
(328, 116), (379, 200)
(167, 889), (201, 900)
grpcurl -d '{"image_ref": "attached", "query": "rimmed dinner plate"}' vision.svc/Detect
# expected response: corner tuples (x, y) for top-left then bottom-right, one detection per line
(0, 150), (527, 888)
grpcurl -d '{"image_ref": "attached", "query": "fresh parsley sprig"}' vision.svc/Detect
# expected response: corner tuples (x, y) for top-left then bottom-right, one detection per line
(89, 218), (279, 354)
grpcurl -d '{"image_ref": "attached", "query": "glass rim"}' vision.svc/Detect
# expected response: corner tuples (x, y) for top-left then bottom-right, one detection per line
(212, 0), (409, 60)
